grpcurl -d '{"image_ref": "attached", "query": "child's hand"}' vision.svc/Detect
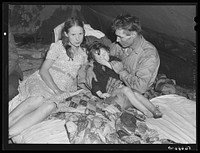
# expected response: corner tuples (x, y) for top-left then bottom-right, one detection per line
(100, 93), (111, 99)
(96, 91), (111, 99)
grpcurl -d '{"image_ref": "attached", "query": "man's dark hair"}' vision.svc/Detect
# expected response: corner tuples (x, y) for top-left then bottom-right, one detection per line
(112, 14), (142, 34)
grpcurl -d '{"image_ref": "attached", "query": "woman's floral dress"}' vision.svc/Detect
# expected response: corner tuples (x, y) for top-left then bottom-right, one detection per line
(18, 40), (88, 101)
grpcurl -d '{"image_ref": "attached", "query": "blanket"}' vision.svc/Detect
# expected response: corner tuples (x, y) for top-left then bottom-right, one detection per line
(9, 90), (196, 144)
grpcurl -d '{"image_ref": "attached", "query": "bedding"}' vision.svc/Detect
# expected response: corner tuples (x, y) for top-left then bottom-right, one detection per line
(10, 90), (196, 144)
(53, 23), (105, 42)
(9, 23), (196, 145)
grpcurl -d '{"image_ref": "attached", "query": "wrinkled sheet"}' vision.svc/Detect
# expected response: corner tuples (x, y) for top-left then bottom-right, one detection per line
(146, 94), (196, 144)
(9, 92), (196, 144)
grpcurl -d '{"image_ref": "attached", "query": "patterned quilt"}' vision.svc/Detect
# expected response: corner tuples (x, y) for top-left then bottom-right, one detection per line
(44, 90), (177, 144)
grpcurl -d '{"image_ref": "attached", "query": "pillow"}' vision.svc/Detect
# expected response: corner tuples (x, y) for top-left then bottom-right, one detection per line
(53, 23), (105, 42)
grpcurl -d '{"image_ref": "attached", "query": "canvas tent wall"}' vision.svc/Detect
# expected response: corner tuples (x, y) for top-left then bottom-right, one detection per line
(8, 4), (196, 89)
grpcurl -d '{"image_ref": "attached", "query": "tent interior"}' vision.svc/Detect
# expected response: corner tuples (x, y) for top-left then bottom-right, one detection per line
(7, 4), (197, 146)
(9, 4), (196, 89)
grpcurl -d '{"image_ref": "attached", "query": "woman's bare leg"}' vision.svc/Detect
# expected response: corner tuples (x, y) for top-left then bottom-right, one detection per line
(9, 102), (56, 138)
(9, 96), (44, 128)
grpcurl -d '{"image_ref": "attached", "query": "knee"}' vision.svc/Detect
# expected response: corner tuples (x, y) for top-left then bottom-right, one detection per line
(44, 102), (57, 112)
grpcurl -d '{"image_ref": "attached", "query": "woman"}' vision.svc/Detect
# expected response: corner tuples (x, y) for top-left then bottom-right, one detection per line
(9, 17), (88, 138)
(87, 42), (162, 118)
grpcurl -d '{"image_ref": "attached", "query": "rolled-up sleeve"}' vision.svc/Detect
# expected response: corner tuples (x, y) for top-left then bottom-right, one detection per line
(119, 52), (160, 94)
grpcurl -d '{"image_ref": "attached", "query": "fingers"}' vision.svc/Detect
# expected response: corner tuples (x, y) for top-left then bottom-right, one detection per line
(86, 77), (92, 90)
(106, 77), (120, 94)
(85, 67), (96, 89)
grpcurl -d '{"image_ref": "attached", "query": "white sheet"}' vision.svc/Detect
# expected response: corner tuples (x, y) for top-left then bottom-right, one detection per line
(12, 119), (69, 144)
(10, 94), (196, 144)
(147, 94), (196, 144)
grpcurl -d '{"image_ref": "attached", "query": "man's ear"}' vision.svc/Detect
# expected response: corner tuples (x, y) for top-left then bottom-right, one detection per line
(131, 31), (137, 38)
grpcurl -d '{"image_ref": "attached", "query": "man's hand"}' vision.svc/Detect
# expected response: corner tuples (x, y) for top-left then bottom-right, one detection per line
(95, 56), (112, 69)
(85, 66), (97, 89)
(110, 61), (124, 74)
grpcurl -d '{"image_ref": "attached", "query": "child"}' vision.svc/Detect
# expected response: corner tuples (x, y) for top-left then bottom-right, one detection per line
(87, 42), (162, 118)
(87, 42), (122, 99)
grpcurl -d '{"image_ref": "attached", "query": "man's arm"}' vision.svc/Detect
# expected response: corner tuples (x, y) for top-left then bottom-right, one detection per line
(119, 53), (160, 94)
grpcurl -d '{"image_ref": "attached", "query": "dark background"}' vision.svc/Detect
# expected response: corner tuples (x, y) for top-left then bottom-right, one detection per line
(7, 4), (197, 89)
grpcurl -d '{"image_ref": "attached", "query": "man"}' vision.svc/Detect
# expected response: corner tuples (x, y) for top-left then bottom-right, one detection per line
(86, 14), (160, 95)
(9, 29), (23, 101)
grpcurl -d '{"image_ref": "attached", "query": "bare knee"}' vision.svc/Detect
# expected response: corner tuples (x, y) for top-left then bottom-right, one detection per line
(43, 102), (57, 112)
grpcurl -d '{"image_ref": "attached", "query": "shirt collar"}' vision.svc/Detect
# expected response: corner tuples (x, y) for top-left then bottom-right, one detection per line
(129, 35), (144, 54)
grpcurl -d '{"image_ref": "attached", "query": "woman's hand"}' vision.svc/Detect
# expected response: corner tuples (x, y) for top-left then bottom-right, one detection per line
(50, 90), (70, 102)
(85, 66), (97, 89)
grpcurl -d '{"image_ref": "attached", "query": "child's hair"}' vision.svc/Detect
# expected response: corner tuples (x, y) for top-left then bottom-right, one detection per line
(61, 16), (87, 61)
(87, 42), (110, 62)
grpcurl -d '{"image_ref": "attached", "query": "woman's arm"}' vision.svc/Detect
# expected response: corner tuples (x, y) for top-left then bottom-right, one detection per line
(85, 61), (98, 89)
(39, 59), (64, 95)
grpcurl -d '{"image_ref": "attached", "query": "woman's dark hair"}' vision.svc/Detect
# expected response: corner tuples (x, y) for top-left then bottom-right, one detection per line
(61, 17), (87, 60)
(112, 14), (142, 34)
(87, 41), (110, 62)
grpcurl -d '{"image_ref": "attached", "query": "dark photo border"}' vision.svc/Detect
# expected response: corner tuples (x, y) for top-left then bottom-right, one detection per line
(2, 0), (198, 151)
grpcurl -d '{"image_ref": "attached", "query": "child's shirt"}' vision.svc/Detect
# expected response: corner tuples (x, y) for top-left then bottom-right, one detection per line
(91, 56), (121, 97)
